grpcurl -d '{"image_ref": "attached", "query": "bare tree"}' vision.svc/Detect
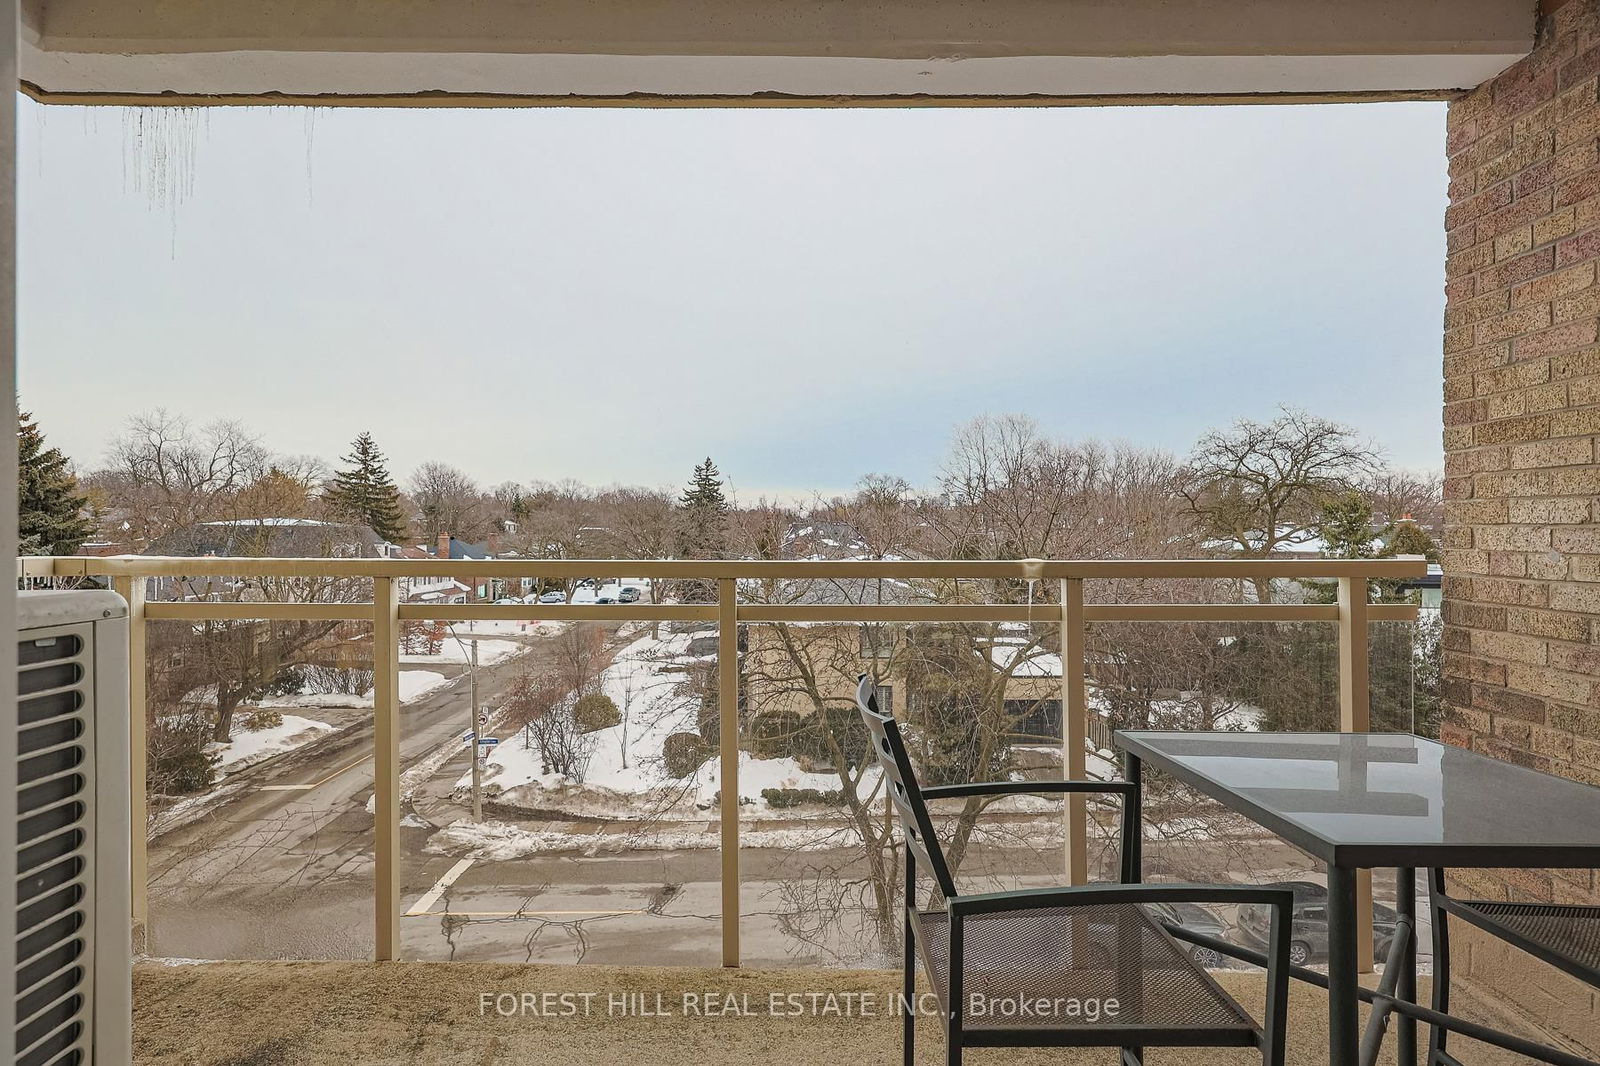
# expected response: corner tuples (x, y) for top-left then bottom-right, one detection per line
(527, 700), (597, 781)
(501, 481), (600, 597)
(100, 410), (271, 547)
(935, 415), (1189, 566)
(499, 666), (597, 781)
(592, 486), (676, 564)
(553, 623), (607, 695)
(153, 551), (368, 743)
(1362, 467), (1445, 531)
(1180, 407), (1381, 601)
(409, 461), (483, 542)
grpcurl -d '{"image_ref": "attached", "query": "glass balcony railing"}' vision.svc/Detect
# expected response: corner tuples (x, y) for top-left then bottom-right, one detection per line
(19, 554), (1427, 970)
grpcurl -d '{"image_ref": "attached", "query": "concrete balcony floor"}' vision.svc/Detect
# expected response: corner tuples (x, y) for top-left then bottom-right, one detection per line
(131, 960), (1550, 1066)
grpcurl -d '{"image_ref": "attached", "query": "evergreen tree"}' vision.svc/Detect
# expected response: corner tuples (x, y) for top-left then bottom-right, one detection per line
(1256, 489), (1439, 736)
(1300, 491), (1391, 604)
(674, 458), (729, 601)
(325, 432), (407, 543)
(676, 457), (729, 558)
(1386, 519), (1438, 562)
(18, 409), (94, 555)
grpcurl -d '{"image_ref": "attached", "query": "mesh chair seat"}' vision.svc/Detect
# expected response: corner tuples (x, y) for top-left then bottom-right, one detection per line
(916, 903), (1257, 1037)
(1450, 899), (1600, 986)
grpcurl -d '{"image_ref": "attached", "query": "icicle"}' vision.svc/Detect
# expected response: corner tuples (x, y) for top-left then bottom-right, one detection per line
(121, 106), (209, 255)
(303, 107), (317, 207)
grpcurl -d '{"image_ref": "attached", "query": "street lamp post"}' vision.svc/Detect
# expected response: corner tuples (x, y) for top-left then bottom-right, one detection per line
(470, 638), (483, 822)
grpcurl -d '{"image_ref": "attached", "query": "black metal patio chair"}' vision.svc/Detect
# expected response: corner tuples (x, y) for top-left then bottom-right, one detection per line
(854, 675), (1294, 1066)
(1426, 867), (1600, 1066)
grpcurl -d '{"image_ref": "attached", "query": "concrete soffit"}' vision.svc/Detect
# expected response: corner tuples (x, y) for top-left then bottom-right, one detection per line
(20, 0), (1537, 106)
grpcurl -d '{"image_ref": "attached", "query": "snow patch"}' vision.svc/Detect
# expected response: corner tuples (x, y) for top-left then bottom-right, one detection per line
(402, 637), (522, 666)
(212, 715), (335, 772)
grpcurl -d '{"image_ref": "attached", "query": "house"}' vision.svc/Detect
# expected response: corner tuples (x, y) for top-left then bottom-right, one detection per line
(385, 544), (471, 606)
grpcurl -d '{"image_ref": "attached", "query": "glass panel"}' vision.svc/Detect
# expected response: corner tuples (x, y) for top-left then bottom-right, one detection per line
(400, 614), (723, 965)
(1371, 614), (1443, 738)
(744, 617), (1092, 967)
(143, 590), (376, 960)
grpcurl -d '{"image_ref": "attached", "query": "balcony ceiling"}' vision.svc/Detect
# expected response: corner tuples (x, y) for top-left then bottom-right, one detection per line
(21, 0), (1535, 105)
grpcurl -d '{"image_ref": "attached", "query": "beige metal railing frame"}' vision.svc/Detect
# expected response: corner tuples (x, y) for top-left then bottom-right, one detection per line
(18, 554), (1426, 970)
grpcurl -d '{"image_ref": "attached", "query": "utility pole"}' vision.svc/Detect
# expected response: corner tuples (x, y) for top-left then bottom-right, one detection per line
(470, 639), (483, 822)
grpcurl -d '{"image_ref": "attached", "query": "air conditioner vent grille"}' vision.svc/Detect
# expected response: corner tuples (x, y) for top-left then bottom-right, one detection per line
(18, 776), (83, 819)
(18, 636), (81, 668)
(17, 858), (83, 907)
(14, 626), (93, 1066)
(19, 691), (81, 727)
(18, 748), (83, 788)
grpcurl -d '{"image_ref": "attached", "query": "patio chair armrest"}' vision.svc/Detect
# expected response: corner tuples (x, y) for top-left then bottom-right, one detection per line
(921, 779), (1137, 800)
(949, 881), (1294, 918)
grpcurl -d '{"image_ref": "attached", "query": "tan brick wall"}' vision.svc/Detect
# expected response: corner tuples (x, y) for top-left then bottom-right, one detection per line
(1445, 0), (1600, 1049)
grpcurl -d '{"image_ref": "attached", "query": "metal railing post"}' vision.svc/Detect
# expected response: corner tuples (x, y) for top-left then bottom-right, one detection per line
(718, 577), (740, 967)
(1337, 575), (1375, 973)
(372, 576), (402, 961)
(1060, 578), (1088, 885)
(111, 574), (147, 950)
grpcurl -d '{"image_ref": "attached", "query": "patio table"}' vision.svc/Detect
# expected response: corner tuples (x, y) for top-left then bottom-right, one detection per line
(1113, 730), (1600, 1066)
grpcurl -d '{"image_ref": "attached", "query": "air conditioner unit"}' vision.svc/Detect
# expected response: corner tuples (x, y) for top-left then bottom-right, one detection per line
(3, 590), (132, 1066)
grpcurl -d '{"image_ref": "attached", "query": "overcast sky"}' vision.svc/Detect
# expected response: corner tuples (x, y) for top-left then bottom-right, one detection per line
(18, 99), (1446, 500)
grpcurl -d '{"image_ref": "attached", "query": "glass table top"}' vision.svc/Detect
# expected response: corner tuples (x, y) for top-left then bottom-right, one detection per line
(1115, 731), (1600, 866)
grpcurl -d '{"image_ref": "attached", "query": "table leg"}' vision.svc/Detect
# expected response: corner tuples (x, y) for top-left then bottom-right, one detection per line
(1396, 867), (1417, 1066)
(1327, 865), (1359, 1065)
(1121, 751), (1142, 884)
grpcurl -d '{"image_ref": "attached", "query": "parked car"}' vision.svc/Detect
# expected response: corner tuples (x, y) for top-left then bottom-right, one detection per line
(539, 590), (566, 604)
(618, 587), (641, 603)
(1235, 880), (1397, 966)
(1144, 900), (1232, 968)
(492, 597), (520, 605)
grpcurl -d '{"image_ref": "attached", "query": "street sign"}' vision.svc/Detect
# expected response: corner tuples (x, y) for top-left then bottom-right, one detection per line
(478, 737), (501, 747)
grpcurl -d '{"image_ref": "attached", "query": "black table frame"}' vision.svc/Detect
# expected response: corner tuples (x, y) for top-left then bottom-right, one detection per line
(1114, 730), (1600, 1066)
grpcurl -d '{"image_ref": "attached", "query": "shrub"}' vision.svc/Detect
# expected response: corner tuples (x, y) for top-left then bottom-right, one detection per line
(148, 713), (218, 794)
(301, 665), (375, 696)
(258, 667), (303, 699)
(400, 620), (444, 655)
(240, 707), (283, 731)
(747, 709), (806, 758)
(761, 787), (844, 809)
(662, 732), (711, 778)
(574, 691), (621, 734)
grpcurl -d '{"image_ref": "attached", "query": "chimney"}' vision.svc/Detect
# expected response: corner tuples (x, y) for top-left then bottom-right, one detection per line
(487, 531), (500, 557)
(437, 532), (451, 559)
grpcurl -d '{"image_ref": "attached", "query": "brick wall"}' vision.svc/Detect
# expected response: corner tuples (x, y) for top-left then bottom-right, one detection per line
(1444, 0), (1600, 1047)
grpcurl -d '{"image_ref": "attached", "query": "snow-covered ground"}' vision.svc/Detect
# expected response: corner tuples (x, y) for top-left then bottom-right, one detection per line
(457, 630), (1131, 825)
(440, 619), (568, 640)
(258, 668), (451, 710)
(402, 637), (522, 666)
(212, 715), (336, 773)
(397, 670), (451, 703)
(462, 630), (881, 819)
